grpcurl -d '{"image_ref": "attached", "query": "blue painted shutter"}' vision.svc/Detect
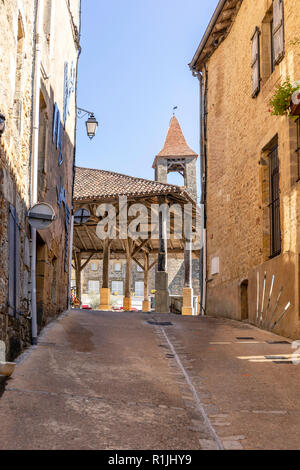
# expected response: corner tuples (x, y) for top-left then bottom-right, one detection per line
(52, 103), (59, 144)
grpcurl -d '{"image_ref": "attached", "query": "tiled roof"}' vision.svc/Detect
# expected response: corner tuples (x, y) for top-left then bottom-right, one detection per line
(73, 166), (192, 201)
(153, 116), (197, 168)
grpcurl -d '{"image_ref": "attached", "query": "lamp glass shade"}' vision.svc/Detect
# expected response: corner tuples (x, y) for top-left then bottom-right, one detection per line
(86, 114), (98, 140)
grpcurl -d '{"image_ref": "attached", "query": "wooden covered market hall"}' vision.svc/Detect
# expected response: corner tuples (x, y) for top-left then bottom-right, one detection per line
(72, 167), (201, 315)
(72, 115), (201, 315)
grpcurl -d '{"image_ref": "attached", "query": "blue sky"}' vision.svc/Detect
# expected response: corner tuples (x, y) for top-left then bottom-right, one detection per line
(76, 0), (219, 197)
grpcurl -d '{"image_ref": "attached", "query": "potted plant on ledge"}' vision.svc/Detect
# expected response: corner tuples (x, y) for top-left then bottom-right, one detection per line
(269, 77), (300, 117)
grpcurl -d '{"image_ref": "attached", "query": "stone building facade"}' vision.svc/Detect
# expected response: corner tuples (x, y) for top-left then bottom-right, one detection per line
(0, 0), (81, 359)
(190, 0), (300, 337)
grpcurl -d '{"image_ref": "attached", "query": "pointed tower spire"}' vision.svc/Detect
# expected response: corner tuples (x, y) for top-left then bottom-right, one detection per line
(153, 116), (197, 168)
(153, 116), (198, 201)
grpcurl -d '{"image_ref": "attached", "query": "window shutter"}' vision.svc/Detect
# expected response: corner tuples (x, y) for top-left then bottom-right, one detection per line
(8, 205), (20, 317)
(251, 28), (261, 97)
(273, 0), (284, 64)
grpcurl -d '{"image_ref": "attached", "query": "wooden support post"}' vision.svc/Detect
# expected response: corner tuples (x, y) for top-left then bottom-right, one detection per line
(143, 252), (151, 312)
(102, 239), (110, 289)
(158, 202), (168, 272)
(99, 239), (112, 310)
(123, 239), (132, 311)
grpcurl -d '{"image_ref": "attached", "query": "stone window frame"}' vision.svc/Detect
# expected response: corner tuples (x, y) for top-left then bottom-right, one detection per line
(286, 118), (300, 187)
(259, 0), (285, 87)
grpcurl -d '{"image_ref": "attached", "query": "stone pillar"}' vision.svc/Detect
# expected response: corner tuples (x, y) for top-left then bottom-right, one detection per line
(154, 157), (168, 184)
(184, 157), (198, 202)
(123, 240), (132, 311)
(142, 252), (151, 312)
(155, 200), (169, 313)
(182, 240), (194, 316)
(99, 239), (111, 310)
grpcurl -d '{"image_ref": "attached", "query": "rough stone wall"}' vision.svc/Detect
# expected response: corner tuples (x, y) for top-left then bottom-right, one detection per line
(0, 0), (80, 359)
(0, 0), (35, 359)
(200, 0), (300, 338)
(168, 259), (200, 296)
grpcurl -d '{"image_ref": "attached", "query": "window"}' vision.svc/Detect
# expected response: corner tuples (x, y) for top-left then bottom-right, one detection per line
(14, 14), (25, 133)
(136, 264), (143, 272)
(261, 7), (274, 81)
(38, 91), (48, 197)
(256, 1), (285, 87)
(114, 263), (121, 272)
(111, 281), (123, 295)
(90, 263), (97, 271)
(88, 280), (99, 294)
(135, 282), (144, 297)
(43, 0), (53, 50)
(251, 27), (261, 97)
(269, 145), (281, 258)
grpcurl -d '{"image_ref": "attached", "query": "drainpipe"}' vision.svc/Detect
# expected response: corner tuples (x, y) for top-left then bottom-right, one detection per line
(192, 68), (207, 316)
(202, 66), (208, 316)
(68, 216), (74, 310)
(30, 0), (44, 345)
(68, 0), (82, 310)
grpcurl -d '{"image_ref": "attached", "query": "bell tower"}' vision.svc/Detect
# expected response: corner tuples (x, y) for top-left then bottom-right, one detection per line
(153, 116), (198, 201)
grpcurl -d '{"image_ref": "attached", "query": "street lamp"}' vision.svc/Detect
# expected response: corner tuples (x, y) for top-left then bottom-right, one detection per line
(77, 107), (98, 140)
(86, 114), (98, 140)
(0, 114), (6, 138)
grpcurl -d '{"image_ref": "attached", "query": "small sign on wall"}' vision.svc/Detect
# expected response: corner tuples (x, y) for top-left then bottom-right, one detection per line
(211, 257), (220, 276)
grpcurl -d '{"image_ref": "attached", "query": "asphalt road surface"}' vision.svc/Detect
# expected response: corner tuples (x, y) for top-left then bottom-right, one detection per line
(0, 309), (300, 450)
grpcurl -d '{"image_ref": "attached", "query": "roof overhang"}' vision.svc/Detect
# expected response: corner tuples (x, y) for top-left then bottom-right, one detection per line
(189, 0), (243, 71)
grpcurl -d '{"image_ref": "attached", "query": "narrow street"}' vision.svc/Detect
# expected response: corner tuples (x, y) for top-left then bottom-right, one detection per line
(0, 310), (300, 450)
